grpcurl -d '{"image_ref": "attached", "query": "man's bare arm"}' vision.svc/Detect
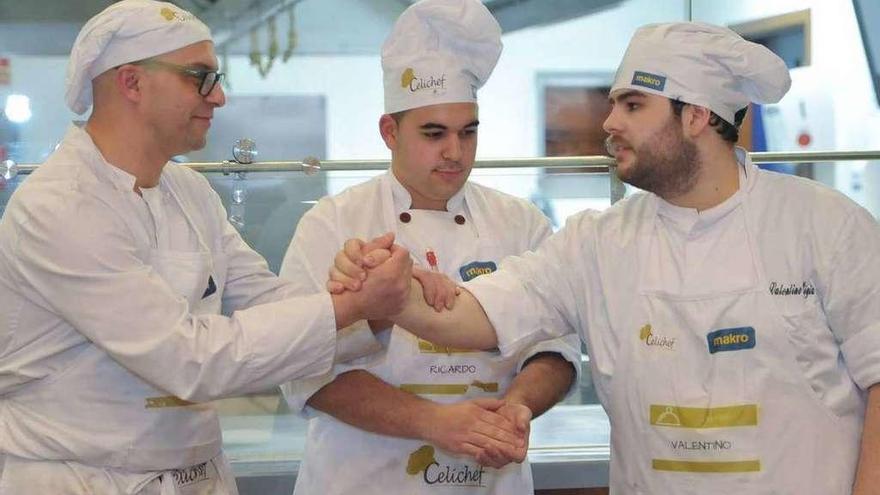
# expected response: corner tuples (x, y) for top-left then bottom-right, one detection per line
(329, 238), (499, 350)
(853, 383), (880, 494)
(307, 369), (526, 468)
(392, 279), (498, 350)
(506, 352), (576, 419)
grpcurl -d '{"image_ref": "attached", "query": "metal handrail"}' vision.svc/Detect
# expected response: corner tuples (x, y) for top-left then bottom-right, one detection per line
(11, 149), (880, 176)
(12, 156), (613, 175)
(749, 150), (880, 163)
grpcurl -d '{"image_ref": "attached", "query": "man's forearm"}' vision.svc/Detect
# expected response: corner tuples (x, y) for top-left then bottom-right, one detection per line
(307, 368), (528, 465)
(307, 369), (436, 439)
(854, 384), (880, 494)
(504, 353), (576, 418)
(393, 279), (498, 350)
(332, 292), (362, 330)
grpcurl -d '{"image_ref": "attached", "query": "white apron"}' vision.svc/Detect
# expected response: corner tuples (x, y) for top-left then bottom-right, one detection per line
(608, 188), (862, 494)
(0, 176), (237, 495)
(294, 181), (534, 494)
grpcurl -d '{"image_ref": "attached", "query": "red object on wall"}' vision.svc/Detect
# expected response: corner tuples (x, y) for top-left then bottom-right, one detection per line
(797, 132), (812, 148)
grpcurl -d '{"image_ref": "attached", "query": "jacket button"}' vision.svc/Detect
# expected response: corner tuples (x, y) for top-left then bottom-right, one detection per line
(399, 212), (411, 223)
(454, 214), (465, 225)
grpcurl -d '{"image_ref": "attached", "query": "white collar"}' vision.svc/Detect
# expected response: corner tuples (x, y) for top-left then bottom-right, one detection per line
(388, 169), (467, 214)
(656, 147), (756, 235)
(68, 123), (140, 194)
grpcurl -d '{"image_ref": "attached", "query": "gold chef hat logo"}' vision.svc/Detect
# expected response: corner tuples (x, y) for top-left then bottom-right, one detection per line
(407, 445), (436, 475)
(401, 68), (416, 88)
(160, 7), (177, 21)
(639, 324), (652, 341)
(159, 7), (194, 22)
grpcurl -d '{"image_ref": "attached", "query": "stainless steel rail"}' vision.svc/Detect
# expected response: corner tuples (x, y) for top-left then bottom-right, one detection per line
(12, 149), (880, 176)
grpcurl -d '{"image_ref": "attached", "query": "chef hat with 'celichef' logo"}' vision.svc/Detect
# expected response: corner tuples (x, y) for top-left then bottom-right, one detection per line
(65, 0), (212, 115)
(610, 22), (792, 125)
(382, 0), (502, 114)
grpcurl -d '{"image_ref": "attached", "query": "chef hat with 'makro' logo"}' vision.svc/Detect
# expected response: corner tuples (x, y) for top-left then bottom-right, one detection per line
(611, 22), (792, 125)
(382, 0), (502, 114)
(65, 0), (212, 115)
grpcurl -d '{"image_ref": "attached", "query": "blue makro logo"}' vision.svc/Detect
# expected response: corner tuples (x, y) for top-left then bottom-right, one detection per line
(459, 261), (497, 282)
(707, 327), (756, 354)
(631, 70), (667, 91)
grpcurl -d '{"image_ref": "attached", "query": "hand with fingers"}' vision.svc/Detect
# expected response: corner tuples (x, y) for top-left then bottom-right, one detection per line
(327, 232), (461, 312)
(411, 267), (461, 312)
(354, 242), (412, 320)
(330, 234), (413, 330)
(326, 232), (395, 294)
(421, 398), (528, 470)
(475, 402), (532, 467)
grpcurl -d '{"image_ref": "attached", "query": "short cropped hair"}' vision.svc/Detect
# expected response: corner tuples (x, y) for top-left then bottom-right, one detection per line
(670, 99), (748, 143)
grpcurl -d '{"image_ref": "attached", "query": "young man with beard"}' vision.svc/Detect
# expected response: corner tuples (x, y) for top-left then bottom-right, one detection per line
(335, 22), (880, 494)
(278, 1), (579, 493)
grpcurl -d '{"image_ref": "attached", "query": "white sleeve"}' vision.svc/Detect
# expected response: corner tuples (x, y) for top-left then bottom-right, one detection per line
(278, 201), (384, 412)
(10, 191), (338, 403)
(510, 207), (582, 396)
(825, 206), (880, 390)
(466, 211), (596, 358)
(281, 328), (392, 415)
(278, 202), (381, 361)
(187, 173), (299, 312)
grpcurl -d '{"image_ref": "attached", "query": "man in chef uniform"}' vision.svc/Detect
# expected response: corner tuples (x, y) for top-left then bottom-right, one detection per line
(335, 22), (880, 494)
(278, 1), (579, 493)
(0, 1), (413, 494)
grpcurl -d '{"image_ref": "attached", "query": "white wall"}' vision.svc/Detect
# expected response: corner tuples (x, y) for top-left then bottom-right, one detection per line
(4, 0), (878, 177)
(224, 55), (387, 160)
(696, 0), (880, 214)
(221, 0), (685, 161)
(693, 0), (880, 152)
(477, 0), (686, 158)
(0, 56), (73, 162)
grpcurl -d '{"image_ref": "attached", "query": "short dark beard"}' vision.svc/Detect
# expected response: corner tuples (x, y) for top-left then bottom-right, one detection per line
(617, 116), (700, 199)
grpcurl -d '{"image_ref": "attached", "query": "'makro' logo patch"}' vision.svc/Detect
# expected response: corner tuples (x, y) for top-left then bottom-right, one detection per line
(631, 70), (666, 91)
(707, 327), (756, 354)
(459, 261), (496, 282)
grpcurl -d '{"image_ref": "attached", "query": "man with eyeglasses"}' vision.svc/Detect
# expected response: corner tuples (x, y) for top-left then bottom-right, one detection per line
(0, 1), (412, 494)
(130, 59), (225, 98)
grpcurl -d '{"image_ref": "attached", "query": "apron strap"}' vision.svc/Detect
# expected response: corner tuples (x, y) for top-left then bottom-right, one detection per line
(159, 472), (178, 495)
(211, 455), (239, 495)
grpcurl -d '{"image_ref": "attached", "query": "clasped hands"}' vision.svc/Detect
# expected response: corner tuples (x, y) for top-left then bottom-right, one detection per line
(326, 232), (531, 468)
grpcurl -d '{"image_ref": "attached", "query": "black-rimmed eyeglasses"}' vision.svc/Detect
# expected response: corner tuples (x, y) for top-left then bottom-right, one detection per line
(130, 59), (225, 97)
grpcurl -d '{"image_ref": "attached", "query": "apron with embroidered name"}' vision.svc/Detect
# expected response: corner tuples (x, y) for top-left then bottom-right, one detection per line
(295, 205), (532, 494)
(607, 193), (861, 494)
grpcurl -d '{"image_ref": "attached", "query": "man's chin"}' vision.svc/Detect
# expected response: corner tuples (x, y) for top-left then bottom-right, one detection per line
(615, 165), (654, 193)
(614, 160), (636, 182)
(185, 136), (209, 154)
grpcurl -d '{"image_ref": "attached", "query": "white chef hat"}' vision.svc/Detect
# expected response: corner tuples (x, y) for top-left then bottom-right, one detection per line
(382, 0), (502, 114)
(65, 0), (212, 115)
(610, 22), (791, 125)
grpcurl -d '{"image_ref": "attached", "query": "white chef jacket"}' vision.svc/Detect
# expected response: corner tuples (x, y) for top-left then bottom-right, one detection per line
(468, 148), (880, 494)
(279, 171), (581, 494)
(0, 125), (345, 494)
